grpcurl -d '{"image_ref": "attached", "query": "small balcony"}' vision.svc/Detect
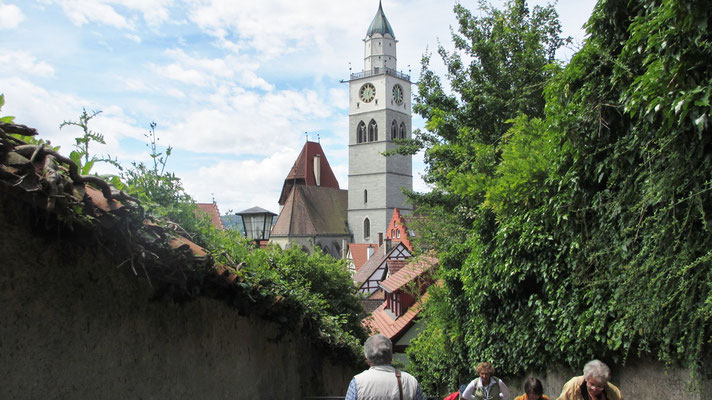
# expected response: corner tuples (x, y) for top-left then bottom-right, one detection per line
(349, 67), (410, 82)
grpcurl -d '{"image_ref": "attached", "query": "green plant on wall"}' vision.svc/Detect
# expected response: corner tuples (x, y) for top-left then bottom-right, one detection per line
(60, 108), (120, 175)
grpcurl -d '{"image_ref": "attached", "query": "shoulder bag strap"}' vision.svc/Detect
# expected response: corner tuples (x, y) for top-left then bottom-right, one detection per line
(395, 369), (403, 400)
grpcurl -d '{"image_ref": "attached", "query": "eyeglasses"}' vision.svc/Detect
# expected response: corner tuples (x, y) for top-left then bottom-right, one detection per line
(587, 380), (606, 391)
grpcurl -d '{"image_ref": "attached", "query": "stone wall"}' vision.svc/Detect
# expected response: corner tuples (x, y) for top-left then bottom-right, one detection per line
(0, 203), (359, 399)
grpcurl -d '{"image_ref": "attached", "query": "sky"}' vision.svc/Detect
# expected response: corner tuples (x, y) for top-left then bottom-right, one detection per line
(0, 0), (597, 215)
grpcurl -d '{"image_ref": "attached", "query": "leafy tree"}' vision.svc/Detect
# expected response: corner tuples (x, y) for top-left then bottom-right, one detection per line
(403, 0), (569, 391)
(408, 0), (712, 392)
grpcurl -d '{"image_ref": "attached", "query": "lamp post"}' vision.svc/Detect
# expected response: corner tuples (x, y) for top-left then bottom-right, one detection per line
(236, 206), (277, 248)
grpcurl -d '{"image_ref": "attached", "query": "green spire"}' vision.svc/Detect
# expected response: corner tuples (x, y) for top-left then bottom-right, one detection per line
(366, 1), (394, 37)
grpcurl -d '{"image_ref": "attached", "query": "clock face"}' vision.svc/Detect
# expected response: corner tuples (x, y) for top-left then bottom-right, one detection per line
(393, 84), (403, 104)
(359, 83), (376, 103)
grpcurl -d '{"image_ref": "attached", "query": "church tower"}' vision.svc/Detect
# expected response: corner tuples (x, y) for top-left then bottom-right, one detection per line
(348, 1), (413, 244)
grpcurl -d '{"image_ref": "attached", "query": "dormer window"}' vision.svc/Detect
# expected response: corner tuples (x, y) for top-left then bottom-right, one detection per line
(388, 292), (402, 316)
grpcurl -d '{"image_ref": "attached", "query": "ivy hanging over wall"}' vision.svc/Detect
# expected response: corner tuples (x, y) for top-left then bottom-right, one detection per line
(403, 0), (712, 393)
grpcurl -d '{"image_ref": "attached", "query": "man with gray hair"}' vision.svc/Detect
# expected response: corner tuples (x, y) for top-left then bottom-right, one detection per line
(557, 359), (623, 400)
(345, 334), (426, 400)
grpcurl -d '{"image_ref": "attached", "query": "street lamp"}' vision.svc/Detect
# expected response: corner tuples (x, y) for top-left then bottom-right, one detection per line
(236, 206), (277, 247)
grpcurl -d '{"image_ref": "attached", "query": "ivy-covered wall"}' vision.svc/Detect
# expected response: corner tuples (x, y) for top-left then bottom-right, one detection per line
(0, 199), (358, 399)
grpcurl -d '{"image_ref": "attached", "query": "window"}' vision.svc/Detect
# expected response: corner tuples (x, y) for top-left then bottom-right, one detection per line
(368, 119), (378, 142)
(399, 122), (406, 139)
(357, 121), (366, 143)
(364, 189), (368, 204)
(391, 120), (397, 140)
(396, 230), (400, 238)
(364, 218), (370, 240)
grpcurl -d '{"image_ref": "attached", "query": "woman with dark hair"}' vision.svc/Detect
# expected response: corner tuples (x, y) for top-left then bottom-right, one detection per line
(514, 378), (549, 400)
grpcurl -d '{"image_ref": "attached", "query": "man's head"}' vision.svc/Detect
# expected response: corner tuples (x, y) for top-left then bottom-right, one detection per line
(583, 360), (611, 396)
(364, 334), (392, 366)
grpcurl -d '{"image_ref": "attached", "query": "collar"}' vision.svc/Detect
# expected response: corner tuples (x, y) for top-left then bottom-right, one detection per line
(478, 377), (498, 387)
(369, 364), (396, 372)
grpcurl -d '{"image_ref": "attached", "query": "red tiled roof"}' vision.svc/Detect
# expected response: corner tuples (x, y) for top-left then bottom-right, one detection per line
(352, 242), (411, 285)
(349, 243), (379, 271)
(380, 255), (437, 293)
(386, 259), (407, 275)
(278, 141), (340, 205)
(196, 202), (225, 230)
(363, 292), (429, 340)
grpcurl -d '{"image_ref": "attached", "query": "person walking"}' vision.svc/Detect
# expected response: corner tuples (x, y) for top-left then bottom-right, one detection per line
(557, 360), (623, 400)
(345, 334), (426, 400)
(462, 362), (511, 400)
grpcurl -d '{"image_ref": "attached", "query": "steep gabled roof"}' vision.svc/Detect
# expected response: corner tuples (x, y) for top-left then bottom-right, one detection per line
(364, 292), (429, 341)
(348, 242), (379, 271)
(271, 185), (349, 237)
(380, 255), (437, 293)
(367, 1), (395, 38)
(278, 141), (340, 206)
(353, 241), (411, 286)
(385, 208), (412, 250)
(196, 202), (225, 230)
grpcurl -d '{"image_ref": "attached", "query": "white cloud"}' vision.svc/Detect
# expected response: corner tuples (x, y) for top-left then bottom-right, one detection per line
(0, 77), (145, 167)
(164, 86), (335, 157)
(46, 0), (173, 29)
(125, 33), (142, 43)
(181, 151), (299, 213)
(56, 0), (134, 29)
(0, 50), (55, 77)
(0, 3), (24, 29)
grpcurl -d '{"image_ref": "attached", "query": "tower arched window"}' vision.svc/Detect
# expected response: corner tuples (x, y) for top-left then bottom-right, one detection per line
(357, 121), (367, 143)
(391, 120), (397, 140)
(364, 218), (370, 240)
(399, 122), (406, 139)
(368, 119), (378, 142)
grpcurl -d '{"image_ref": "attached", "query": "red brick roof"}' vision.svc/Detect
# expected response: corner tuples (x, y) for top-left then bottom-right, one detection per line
(278, 141), (340, 205)
(196, 202), (224, 230)
(349, 243), (379, 272)
(380, 255), (437, 293)
(363, 292), (429, 341)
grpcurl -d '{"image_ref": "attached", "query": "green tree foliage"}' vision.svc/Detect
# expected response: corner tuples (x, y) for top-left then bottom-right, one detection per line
(118, 123), (367, 355)
(404, 0), (569, 392)
(407, 0), (712, 392)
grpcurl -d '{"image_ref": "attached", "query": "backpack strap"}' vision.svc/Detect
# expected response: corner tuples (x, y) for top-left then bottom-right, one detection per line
(395, 370), (403, 400)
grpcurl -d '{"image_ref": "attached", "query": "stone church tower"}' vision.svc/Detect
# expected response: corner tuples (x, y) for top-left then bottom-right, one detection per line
(347, 1), (413, 244)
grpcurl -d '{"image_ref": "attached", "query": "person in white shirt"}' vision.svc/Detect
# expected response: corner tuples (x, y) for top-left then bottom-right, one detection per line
(345, 334), (426, 400)
(462, 362), (511, 400)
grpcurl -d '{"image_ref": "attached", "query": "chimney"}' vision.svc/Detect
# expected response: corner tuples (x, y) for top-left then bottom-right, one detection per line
(313, 154), (321, 186)
(384, 238), (392, 254)
(341, 239), (348, 259)
(378, 232), (383, 247)
(367, 245), (374, 260)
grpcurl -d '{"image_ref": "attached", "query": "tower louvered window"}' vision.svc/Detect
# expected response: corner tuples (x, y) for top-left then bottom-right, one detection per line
(368, 119), (378, 142)
(391, 120), (397, 140)
(399, 122), (406, 139)
(357, 121), (367, 143)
